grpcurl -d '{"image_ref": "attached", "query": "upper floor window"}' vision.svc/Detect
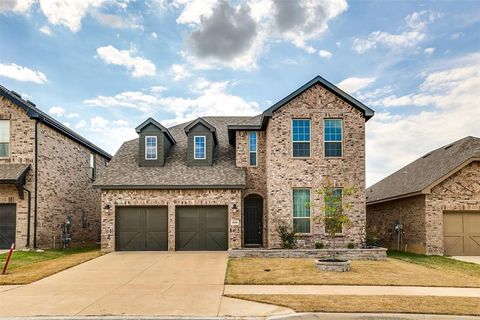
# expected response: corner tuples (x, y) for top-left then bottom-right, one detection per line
(324, 188), (343, 234)
(292, 119), (310, 157)
(194, 136), (206, 159)
(293, 188), (311, 234)
(88, 153), (96, 180)
(324, 119), (343, 157)
(249, 132), (257, 166)
(145, 136), (157, 160)
(0, 120), (10, 158)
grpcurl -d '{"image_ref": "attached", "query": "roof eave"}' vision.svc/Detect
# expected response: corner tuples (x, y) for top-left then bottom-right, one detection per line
(94, 184), (246, 190)
(366, 191), (425, 205)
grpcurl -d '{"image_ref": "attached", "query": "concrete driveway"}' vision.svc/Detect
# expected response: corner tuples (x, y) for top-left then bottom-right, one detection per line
(0, 252), (292, 317)
(451, 256), (480, 264)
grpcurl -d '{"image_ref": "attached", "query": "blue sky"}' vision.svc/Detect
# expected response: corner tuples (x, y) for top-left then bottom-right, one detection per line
(0, 0), (479, 185)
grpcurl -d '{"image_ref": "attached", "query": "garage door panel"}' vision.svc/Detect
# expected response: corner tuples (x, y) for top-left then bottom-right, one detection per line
(444, 211), (480, 256)
(116, 206), (167, 251)
(206, 232), (228, 250)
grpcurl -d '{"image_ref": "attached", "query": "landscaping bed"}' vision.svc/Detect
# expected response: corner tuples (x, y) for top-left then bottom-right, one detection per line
(228, 294), (480, 316)
(0, 246), (102, 285)
(226, 251), (480, 287)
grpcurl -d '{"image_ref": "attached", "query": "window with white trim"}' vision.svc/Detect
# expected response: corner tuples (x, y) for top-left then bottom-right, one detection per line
(88, 153), (96, 180)
(293, 189), (311, 233)
(0, 120), (10, 158)
(324, 119), (343, 157)
(249, 132), (257, 166)
(194, 136), (206, 159)
(292, 119), (310, 157)
(145, 136), (157, 160)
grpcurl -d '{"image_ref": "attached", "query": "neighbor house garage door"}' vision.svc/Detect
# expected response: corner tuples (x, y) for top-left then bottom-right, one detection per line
(444, 211), (480, 256)
(176, 206), (228, 251)
(116, 206), (168, 251)
(0, 204), (16, 249)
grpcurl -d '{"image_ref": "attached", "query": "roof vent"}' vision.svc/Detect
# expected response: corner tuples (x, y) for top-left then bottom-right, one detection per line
(444, 144), (454, 150)
(422, 153), (431, 159)
(26, 100), (36, 107)
(10, 90), (21, 98)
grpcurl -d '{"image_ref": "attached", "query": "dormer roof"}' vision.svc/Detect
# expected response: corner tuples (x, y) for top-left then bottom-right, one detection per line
(135, 117), (176, 145)
(184, 117), (219, 145)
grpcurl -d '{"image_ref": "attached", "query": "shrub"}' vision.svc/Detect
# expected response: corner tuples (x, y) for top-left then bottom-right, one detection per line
(277, 224), (296, 249)
(315, 241), (324, 249)
(347, 242), (355, 249)
(365, 230), (381, 248)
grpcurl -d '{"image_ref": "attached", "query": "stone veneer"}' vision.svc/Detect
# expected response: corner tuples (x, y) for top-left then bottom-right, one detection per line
(0, 96), (108, 248)
(265, 84), (367, 249)
(100, 189), (242, 252)
(229, 247), (387, 260)
(366, 161), (480, 255)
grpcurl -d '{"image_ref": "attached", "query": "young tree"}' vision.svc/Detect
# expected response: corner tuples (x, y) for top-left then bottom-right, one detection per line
(316, 179), (356, 260)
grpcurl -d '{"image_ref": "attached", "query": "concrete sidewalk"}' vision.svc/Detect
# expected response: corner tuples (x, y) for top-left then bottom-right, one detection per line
(224, 285), (480, 297)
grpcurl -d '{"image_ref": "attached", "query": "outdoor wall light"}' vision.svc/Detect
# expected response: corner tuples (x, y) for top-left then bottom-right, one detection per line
(103, 204), (111, 210)
(232, 203), (238, 212)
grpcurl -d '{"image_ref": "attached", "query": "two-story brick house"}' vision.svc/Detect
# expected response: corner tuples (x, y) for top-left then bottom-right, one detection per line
(95, 76), (374, 251)
(0, 85), (111, 249)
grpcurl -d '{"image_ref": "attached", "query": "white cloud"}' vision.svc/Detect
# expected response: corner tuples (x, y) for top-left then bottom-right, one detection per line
(87, 116), (137, 153)
(318, 50), (332, 59)
(48, 106), (65, 117)
(0, 63), (48, 84)
(150, 85), (167, 93)
(366, 53), (480, 186)
(96, 45), (156, 77)
(282, 58), (298, 65)
(353, 10), (440, 54)
(0, 0), (35, 14)
(75, 119), (86, 129)
(39, 25), (53, 36)
(174, 0), (218, 25)
(67, 112), (79, 118)
(337, 77), (376, 94)
(150, 32), (158, 38)
(39, 0), (106, 32)
(170, 64), (191, 81)
(62, 122), (71, 128)
(91, 11), (143, 30)
(424, 47), (435, 55)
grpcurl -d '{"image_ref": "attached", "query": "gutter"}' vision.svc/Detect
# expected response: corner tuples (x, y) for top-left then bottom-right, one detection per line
(93, 184), (246, 190)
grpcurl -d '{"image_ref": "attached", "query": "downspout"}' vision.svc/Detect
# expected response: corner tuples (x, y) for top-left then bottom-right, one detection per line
(24, 187), (31, 247)
(33, 121), (38, 249)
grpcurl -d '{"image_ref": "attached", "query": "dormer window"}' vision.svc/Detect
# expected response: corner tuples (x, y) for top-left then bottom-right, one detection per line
(145, 136), (157, 160)
(194, 136), (206, 159)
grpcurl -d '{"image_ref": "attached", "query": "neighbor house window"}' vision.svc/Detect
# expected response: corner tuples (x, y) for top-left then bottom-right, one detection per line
(324, 188), (343, 234)
(249, 132), (257, 166)
(324, 119), (343, 157)
(293, 189), (311, 233)
(194, 136), (206, 159)
(292, 119), (311, 157)
(88, 153), (96, 180)
(145, 136), (157, 160)
(0, 120), (10, 158)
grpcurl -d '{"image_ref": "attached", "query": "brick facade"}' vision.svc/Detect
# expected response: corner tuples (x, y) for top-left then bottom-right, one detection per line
(100, 189), (242, 252)
(366, 161), (480, 255)
(0, 95), (109, 249)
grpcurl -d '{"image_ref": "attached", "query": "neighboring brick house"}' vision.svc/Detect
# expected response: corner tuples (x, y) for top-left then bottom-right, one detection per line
(95, 76), (375, 252)
(366, 136), (480, 256)
(0, 85), (112, 249)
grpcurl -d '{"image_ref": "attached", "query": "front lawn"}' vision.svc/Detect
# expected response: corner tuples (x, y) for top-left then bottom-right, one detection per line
(0, 246), (102, 285)
(226, 252), (480, 287)
(228, 294), (480, 316)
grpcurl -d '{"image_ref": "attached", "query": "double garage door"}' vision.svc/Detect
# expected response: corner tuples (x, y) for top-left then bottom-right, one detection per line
(116, 206), (227, 251)
(444, 211), (480, 256)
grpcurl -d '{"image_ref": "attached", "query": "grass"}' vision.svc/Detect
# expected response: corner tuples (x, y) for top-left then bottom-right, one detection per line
(228, 294), (480, 316)
(0, 246), (102, 285)
(226, 254), (480, 287)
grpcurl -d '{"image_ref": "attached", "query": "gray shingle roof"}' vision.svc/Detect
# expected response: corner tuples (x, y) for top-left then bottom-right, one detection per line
(0, 164), (30, 183)
(94, 117), (250, 189)
(366, 136), (480, 204)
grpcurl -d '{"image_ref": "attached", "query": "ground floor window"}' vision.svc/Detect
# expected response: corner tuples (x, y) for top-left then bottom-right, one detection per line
(293, 189), (310, 233)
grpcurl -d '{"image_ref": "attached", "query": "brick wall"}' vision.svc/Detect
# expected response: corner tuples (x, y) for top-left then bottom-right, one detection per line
(36, 124), (107, 247)
(100, 188), (242, 252)
(366, 195), (427, 253)
(425, 161), (480, 254)
(265, 84), (367, 249)
(0, 97), (35, 248)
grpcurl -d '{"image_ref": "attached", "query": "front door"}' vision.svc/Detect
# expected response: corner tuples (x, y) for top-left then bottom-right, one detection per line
(244, 194), (263, 246)
(0, 204), (16, 249)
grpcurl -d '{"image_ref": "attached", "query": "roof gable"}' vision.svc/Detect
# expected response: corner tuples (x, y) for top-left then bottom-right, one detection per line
(135, 117), (176, 145)
(184, 117), (218, 144)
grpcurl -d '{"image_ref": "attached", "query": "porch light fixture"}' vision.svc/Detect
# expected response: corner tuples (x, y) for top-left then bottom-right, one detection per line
(232, 203), (238, 212)
(103, 204), (111, 210)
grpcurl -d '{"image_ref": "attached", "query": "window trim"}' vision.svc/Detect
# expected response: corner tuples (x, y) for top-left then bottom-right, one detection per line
(249, 131), (257, 167)
(292, 188), (312, 235)
(145, 136), (158, 160)
(193, 135), (206, 160)
(323, 187), (344, 236)
(323, 118), (344, 158)
(291, 118), (312, 158)
(0, 119), (11, 159)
